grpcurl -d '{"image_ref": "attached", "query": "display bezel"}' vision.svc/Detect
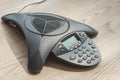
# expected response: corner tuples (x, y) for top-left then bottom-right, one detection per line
(61, 33), (80, 49)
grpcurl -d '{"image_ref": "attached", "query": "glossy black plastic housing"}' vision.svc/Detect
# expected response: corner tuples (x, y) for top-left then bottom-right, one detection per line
(1, 13), (98, 73)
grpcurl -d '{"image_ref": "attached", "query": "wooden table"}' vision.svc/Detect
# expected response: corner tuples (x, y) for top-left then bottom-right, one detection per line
(0, 0), (120, 80)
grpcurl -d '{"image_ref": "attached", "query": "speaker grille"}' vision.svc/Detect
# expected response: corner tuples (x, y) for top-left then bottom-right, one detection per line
(33, 18), (45, 33)
(32, 15), (66, 34)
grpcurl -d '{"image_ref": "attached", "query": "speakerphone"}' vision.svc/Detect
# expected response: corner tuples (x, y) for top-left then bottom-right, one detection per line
(1, 13), (101, 73)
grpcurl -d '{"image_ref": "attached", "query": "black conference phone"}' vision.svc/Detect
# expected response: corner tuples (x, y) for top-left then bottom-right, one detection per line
(1, 13), (101, 73)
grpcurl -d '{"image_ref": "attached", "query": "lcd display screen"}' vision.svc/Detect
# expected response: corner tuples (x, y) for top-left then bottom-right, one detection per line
(62, 36), (78, 49)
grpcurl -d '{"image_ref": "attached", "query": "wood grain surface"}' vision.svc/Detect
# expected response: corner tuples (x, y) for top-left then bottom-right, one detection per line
(0, 0), (120, 80)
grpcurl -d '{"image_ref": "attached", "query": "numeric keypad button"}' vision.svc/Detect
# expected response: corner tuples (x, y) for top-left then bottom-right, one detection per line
(78, 47), (83, 51)
(87, 60), (91, 64)
(91, 45), (96, 49)
(83, 56), (87, 60)
(86, 48), (90, 52)
(90, 52), (95, 55)
(93, 48), (98, 52)
(69, 54), (76, 60)
(83, 51), (87, 54)
(78, 53), (83, 57)
(87, 53), (91, 57)
(82, 45), (86, 49)
(88, 42), (92, 45)
(91, 57), (95, 60)
(74, 50), (79, 54)
(78, 59), (82, 63)
(95, 54), (99, 58)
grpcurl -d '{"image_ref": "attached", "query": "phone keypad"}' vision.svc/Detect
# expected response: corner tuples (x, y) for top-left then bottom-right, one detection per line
(67, 37), (100, 65)
(53, 32), (101, 66)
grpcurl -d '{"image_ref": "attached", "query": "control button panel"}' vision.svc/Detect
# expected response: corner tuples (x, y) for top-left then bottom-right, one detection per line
(54, 32), (87, 55)
(52, 32), (101, 66)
